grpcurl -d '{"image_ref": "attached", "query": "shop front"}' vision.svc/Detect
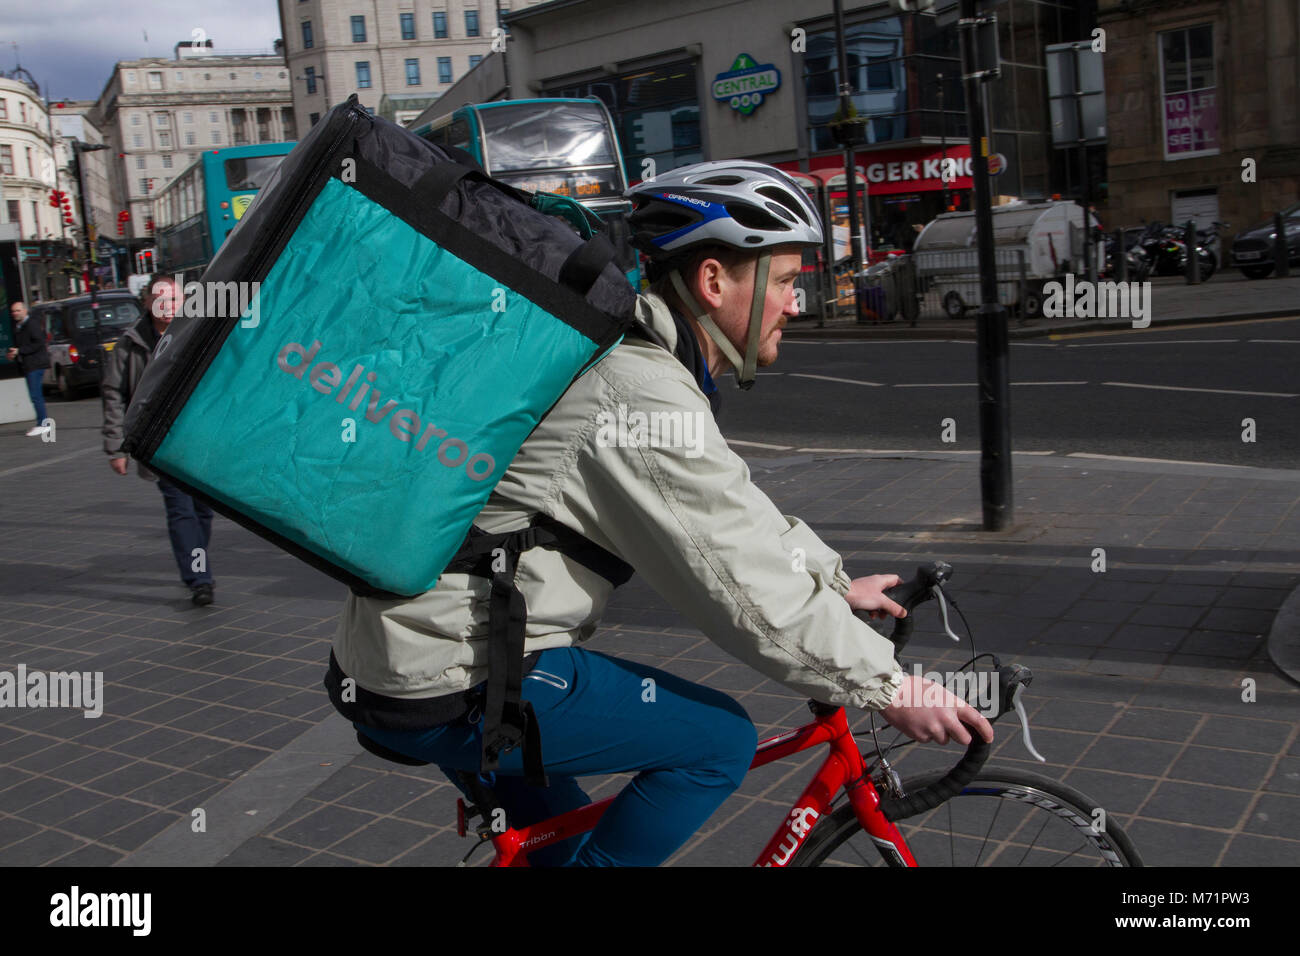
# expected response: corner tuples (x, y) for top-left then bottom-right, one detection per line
(780, 143), (976, 258)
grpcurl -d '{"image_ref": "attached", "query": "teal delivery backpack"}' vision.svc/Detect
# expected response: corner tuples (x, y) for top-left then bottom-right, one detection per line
(124, 94), (634, 598)
(123, 96), (637, 780)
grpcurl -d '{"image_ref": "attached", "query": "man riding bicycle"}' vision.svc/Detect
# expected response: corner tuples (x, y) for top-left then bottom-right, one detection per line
(326, 160), (994, 866)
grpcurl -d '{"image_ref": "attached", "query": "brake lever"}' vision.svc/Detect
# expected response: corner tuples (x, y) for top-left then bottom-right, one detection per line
(1011, 685), (1045, 763)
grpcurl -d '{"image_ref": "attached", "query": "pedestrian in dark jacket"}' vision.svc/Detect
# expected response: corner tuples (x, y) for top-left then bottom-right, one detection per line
(6, 301), (52, 437)
(102, 277), (216, 606)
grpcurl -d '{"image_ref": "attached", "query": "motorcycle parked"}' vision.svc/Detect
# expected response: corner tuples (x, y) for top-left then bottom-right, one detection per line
(1105, 229), (1151, 281)
(1136, 221), (1217, 281)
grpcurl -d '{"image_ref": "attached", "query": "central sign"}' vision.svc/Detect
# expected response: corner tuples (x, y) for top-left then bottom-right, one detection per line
(712, 53), (781, 116)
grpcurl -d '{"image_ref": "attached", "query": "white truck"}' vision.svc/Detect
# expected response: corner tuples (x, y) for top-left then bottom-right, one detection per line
(912, 201), (1104, 318)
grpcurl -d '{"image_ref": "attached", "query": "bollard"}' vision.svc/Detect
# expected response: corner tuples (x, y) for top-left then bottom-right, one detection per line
(1184, 220), (1199, 284)
(1275, 212), (1290, 278)
(1114, 228), (1126, 282)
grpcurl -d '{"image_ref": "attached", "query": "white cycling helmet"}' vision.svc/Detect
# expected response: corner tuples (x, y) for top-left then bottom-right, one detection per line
(626, 161), (824, 389)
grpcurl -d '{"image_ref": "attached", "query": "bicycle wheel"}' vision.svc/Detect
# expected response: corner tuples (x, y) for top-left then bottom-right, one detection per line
(791, 765), (1143, 867)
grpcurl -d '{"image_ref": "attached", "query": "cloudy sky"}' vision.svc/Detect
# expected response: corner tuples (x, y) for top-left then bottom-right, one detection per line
(2, 0), (283, 102)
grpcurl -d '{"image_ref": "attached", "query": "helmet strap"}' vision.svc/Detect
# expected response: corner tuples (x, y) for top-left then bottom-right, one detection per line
(738, 252), (772, 391)
(669, 268), (745, 376)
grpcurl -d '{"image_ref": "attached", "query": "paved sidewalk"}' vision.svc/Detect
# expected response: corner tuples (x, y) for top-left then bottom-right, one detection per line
(786, 270), (1300, 339)
(0, 400), (1297, 867)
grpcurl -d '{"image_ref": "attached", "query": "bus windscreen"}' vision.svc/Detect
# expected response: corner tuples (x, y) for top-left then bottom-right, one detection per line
(478, 102), (618, 173)
(225, 155), (286, 191)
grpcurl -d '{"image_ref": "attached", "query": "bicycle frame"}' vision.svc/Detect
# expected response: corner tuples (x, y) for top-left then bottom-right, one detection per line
(476, 704), (918, 867)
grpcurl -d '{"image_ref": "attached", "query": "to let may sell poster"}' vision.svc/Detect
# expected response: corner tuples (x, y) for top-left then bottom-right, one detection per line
(1164, 89), (1219, 158)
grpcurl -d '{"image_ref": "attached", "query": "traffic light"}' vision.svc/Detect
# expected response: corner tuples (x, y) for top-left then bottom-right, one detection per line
(139, 249), (155, 272)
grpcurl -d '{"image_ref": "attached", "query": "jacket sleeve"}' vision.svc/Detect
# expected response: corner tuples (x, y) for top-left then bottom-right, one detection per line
(101, 344), (129, 457)
(555, 370), (904, 712)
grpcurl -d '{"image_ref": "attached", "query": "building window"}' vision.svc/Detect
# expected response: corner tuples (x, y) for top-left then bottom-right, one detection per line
(131, 113), (142, 126)
(356, 62), (372, 88)
(175, 71), (184, 81)
(0, 145), (13, 176)
(351, 16), (366, 42)
(185, 131), (196, 145)
(125, 72), (136, 85)
(302, 21), (314, 49)
(25, 146), (33, 177)
(212, 129), (223, 144)
(310, 112), (320, 126)
(183, 111), (193, 123)
(159, 131), (172, 148)
(407, 58), (422, 85)
(282, 107), (297, 139)
(257, 108), (271, 142)
(6, 200), (19, 226)
(0, 99), (6, 120)
(1160, 25), (1218, 159)
(139, 178), (151, 194)
(400, 12), (415, 39)
(305, 66), (317, 94)
(162, 154), (173, 169)
(469, 54), (482, 70)
(433, 11), (447, 38)
(546, 58), (701, 178)
(19, 102), (26, 123)
(132, 133), (144, 147)
(803, 18), (909, 151)
(254, 71), (263, 80)
(135, 156), (146, 170)
(155, 113), (168, 127)
(437, 57), (451, 84)
(465, 10), (480, 36)
(147, 71), (163, 90)
(209, 110), (218, 123)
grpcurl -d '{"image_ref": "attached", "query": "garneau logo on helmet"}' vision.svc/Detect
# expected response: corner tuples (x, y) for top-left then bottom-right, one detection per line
(661, 192), (713, 208)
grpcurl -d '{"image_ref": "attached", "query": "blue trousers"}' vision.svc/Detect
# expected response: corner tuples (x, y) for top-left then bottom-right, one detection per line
(157, 475), (214, 588)
(25, 369), (47, 424)
(355, 646), (757, 866)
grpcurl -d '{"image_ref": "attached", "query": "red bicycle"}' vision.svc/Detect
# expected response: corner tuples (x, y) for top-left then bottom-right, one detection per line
(416, 561), (1143, 866)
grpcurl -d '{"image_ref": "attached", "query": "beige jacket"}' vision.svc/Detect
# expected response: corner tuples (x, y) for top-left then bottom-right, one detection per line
(333, 292), (905, 713)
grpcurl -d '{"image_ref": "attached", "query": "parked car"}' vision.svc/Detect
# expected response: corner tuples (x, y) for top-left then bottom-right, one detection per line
(32, 290), (145, 398)
(1230, 203), (1300, 279)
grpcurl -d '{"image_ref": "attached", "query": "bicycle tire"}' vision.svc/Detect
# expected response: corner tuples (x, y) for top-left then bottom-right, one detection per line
(791, 765), (1143, 867)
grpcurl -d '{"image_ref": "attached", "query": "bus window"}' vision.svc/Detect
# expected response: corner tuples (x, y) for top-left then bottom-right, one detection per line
(477, 102), (617, 173)
(225, 155), (285, 191)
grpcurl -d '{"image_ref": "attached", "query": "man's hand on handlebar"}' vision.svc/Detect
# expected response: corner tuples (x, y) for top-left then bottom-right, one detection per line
(879, 675), (995, 747)
(846, 574), (907, 622)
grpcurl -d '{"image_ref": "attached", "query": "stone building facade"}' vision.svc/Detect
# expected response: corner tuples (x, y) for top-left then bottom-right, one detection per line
(1100, 0), (1300, 233)
(93, 46), (294, 240)
(278, 0), (550, 134)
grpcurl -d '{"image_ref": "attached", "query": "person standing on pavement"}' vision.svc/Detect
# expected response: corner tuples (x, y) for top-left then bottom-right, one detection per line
(102, 276), (216, 607)
(6, 301), (53, 437)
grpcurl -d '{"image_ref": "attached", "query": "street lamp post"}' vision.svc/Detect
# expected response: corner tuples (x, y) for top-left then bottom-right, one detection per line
(70, 140), (110, 382)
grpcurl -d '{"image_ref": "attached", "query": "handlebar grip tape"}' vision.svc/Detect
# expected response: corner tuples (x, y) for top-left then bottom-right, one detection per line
(876, 729), (991, 822)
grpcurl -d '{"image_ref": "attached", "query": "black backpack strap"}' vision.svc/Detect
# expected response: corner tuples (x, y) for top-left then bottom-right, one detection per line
(558, 233), (618, 297)
(444, 515), (634, 787)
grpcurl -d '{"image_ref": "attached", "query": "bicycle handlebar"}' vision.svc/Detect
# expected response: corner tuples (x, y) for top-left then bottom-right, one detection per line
(851, 561), (1035, 822)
